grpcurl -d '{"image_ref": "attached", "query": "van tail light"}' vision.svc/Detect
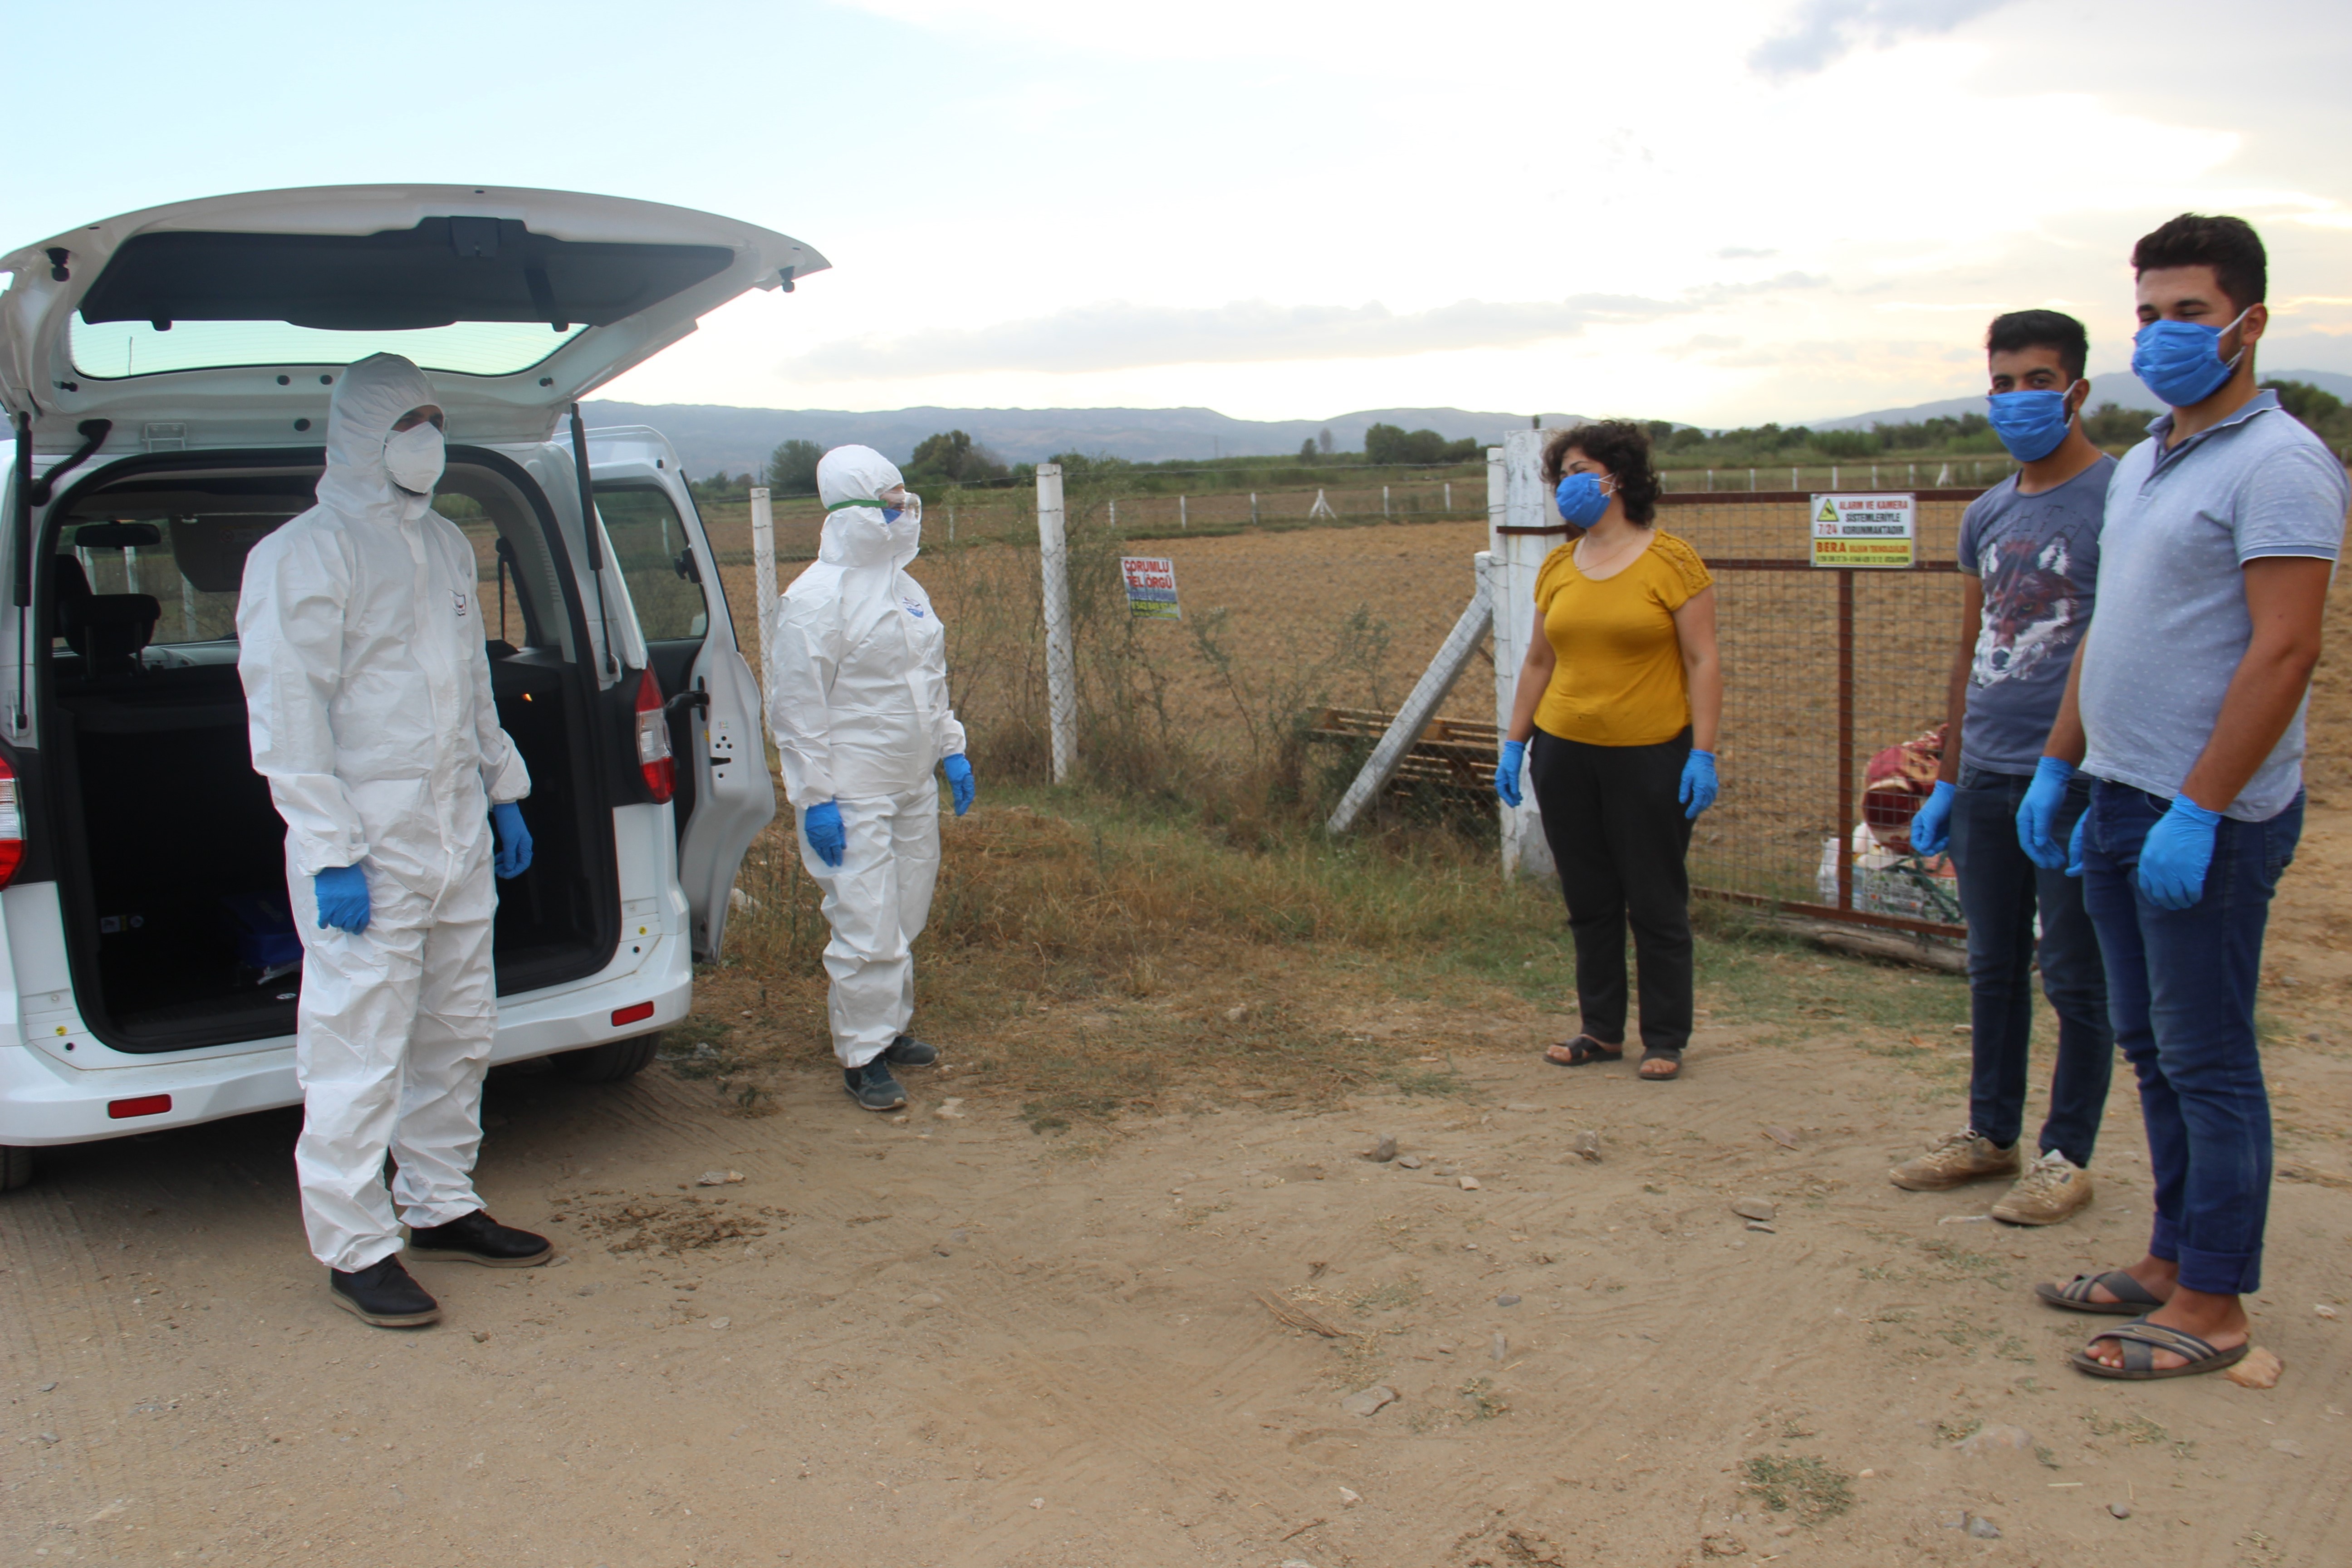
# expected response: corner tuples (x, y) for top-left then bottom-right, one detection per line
(634, 669), (676, 804)
(0, 756), (22, 888)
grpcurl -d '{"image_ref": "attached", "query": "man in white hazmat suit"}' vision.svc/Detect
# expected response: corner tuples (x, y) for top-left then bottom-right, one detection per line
(766, 445), (976, 1112)
(238, 353), (550, 1330)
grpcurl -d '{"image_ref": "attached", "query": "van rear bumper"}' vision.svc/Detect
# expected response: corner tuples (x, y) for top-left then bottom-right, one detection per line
(0, 942), (692, 1148)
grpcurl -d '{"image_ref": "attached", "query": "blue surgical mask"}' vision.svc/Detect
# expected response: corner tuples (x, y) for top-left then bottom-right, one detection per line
(882, 507), (903, 525)
(1985, 382), (2080, 463)
(2131, 306), (2251, 410)
(1555, 472), (1614, 528)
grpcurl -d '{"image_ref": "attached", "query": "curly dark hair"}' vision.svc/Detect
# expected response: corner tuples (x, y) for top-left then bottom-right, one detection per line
(1540, 420), (1661, 527)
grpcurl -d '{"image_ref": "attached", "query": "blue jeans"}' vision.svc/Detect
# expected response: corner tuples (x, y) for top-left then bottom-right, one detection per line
(2081, 779), (2302, 1296)
(1948, 766), (2113, 1163)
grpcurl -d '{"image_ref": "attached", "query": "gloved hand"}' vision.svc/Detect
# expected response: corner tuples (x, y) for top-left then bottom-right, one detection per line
(2137, 796), (2222, 910)
(942, 753), (975, 817)
(2015, 756), (2075, 870)
(314, 864), (371, 935)
(2064, 814), (2086, 878)
(1909, 779), (1956, 857)
(1679, 748), (1719, 820)
(1495, 738), (1527, 808)
(490, 801), (533, 879)
(804, 799), (846, 869)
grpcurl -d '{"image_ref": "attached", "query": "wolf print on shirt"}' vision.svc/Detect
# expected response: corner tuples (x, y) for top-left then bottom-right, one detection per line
(1971, 531), (2084, 689)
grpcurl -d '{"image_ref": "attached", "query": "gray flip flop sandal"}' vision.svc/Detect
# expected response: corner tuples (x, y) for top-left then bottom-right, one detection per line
(2072, 1318), (2249, 1381)
(2036, 1269), (2164, 1315)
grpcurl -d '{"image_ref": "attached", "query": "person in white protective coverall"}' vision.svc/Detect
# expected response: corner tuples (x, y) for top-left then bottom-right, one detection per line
(237, 353), (551, 1330)
(765, 445), (976, 1112)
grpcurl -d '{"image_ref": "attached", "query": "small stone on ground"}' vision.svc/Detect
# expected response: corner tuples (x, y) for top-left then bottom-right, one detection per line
(1339, 1385), (1397, 1417)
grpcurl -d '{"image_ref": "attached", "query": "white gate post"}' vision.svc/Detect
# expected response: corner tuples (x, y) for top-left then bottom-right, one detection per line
(1035, 463), (1078, 784)
(749, 486), (777, 682)
(1491, 431), (1561, 884)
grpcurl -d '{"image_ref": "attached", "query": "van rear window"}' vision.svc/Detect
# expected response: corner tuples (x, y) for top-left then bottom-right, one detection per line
(70, 316), (587, 380)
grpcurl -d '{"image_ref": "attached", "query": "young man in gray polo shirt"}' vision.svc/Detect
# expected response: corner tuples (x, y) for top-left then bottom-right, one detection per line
(2020, 213), (2347, 1379)
(1892, 310), (2112, 1225)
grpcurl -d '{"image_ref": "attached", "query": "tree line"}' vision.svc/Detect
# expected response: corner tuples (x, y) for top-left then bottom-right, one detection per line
(684, 384), (2350, 505)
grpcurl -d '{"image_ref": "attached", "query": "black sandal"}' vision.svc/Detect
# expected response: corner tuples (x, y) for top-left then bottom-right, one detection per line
(1638, 1049), (1683, 1081)
(1544, 1035), (1623, 1067)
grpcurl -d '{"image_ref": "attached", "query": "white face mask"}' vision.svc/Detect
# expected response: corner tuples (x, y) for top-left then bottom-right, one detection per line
(384, 422), (446, 495)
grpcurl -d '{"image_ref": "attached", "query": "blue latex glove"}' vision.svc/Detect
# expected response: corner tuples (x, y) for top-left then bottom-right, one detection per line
(1679, 748), (1719, 820)
(942, 753), (975, 817)
(1495, 738), (1527, 808)
(2137, 796), (2222, 910)
(1909, 779), (1956, 858)
(804, 799), (846, 869)
(490, 801), (533, 879)
(2064, 814), (2086, 878)
(2015, 756), (2075, 870)
(314, 864), (371, 934)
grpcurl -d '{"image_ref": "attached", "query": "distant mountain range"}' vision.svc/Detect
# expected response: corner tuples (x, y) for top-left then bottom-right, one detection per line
(578, 402), (1580, 477)
(584, 370), (2352, 476)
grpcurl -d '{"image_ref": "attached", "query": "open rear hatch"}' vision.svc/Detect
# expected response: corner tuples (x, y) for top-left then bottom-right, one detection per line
(0, 184), (828, 447)
(0, 187), (825, 1053)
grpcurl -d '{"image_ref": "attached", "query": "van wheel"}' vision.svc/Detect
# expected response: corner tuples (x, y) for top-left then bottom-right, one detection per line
(0, 1145), (33, 1193)
(550, 1033), (660, 1084)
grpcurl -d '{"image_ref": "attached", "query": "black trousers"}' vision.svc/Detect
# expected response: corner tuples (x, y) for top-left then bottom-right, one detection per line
(1529, 726), (1695, 1056)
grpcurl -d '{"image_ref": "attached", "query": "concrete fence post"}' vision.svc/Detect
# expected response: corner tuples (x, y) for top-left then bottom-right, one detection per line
(1382, 484), (1391, 517)
(1491, 433), (1559, 885)
(1179, 494), (1188, 530)
(1250, 492), (1260, 526)
(749, 486), (777, 685)
(1445, 480), (1453, 510)
(1035, 464), (1077, 784)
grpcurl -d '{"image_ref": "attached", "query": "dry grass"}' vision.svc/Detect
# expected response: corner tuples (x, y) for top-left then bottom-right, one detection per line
(676, 776), (1974, 1140)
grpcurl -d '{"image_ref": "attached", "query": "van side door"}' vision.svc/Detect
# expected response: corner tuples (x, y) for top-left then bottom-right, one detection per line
(588, 432), (774, 960)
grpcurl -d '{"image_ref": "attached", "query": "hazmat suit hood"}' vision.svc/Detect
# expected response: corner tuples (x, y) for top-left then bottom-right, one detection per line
(816, 445), (918, 570)
(316, 353), (443, 521)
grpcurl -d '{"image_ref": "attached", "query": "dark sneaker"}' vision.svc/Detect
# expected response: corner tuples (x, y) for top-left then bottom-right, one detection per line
(329, 1256), (441, 1328)
(405, 1210), (554, 1268)
(883, 1034), (939, 1068)
(845, 1058), (908, 1111)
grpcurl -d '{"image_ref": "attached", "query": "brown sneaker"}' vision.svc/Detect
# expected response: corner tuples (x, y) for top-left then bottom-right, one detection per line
(1888, 1128), (2021, 1191)
(1991, 1150), (2094, 1225)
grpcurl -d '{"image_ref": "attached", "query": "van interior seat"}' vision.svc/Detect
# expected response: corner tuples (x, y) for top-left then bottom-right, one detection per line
(53, 554), (161, 676)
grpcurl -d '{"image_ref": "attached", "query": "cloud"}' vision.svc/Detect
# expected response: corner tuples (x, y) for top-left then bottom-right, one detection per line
(1715, 246), (1780, 260)
(786, 294), (1695, 379)
(1749, 0), (2016, 78)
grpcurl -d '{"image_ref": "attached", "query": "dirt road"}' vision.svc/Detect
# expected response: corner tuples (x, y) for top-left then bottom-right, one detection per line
(8, 921), (2350, 1566)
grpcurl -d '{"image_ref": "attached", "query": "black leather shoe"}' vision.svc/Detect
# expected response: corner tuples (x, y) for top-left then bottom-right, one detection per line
(883, 1034), (939, 1068)
(845, 1058), (908, 1111)
(329, 1256), (441, 1327)
(405, 1210), (554, 1268)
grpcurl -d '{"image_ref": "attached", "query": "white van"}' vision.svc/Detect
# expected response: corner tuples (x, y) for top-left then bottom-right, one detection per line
(0, 186), (823, 1189)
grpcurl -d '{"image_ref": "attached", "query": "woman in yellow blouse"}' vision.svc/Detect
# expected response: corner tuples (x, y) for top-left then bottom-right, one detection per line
(1495, 421), (1724, 1081)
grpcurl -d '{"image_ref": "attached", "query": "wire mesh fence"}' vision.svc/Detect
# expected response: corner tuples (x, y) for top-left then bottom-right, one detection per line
(705, 478), (1985, 937)
(1661, 490), (1971, 935)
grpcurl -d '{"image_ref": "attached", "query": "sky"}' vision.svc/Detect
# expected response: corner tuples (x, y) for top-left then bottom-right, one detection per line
(1, 0), (2347, 428)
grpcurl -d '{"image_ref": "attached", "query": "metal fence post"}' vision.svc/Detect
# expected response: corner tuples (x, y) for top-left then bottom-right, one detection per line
(749, 485), (776, 685)
(1835, 566), (1856, 911)
(1035, 463), (1077, 784)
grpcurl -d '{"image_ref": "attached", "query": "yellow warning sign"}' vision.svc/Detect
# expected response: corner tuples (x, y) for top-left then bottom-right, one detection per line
(1810, 492), (1915, 568)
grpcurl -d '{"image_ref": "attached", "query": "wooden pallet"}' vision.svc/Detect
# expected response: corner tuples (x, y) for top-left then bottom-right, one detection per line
(1307, 706), (1500, 803)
